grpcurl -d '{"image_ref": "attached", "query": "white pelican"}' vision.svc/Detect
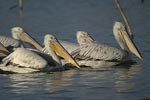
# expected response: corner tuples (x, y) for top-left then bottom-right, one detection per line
(0, 27), (39, 61)
(10, 27), (79, 54)
(11, 27), (43, 51)
(0, 27), (44, 53)
(71, 22), (143, 68)
(0, 34), (80, 73)
(7, 27), (81, 68)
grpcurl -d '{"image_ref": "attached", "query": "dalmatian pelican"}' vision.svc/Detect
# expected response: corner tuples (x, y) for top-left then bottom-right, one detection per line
(7, 27), (81, 68)
(0, 27), (44, 53)
(8, 27), (78, 54)
(0, 34), (80, 73)
(71, 22), (143, 68)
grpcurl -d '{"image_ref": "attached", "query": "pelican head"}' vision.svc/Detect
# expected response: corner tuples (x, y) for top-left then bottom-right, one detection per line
(113, 21), (143, 60)
(76, 31), (94, 45)
(11, 27), (43, 51)
(113, 22), (128, 50)
(44, 34), (80, 69)
(11, 27), (24, 40)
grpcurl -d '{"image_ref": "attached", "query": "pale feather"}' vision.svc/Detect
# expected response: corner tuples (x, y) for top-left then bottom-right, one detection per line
(71, 42), (129, 62)
(59, 40), (79, 54)
(2, 48), (47, 69)
(0, 36), (21, 48)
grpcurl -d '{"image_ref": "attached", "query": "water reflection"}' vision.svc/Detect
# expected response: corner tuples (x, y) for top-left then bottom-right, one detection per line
(114, 64), (142, 93)
(44, 70), (77, 92)
(5, 70), (77, 94)
(49, 63), (143, 100)
(0, 63), (143, 100)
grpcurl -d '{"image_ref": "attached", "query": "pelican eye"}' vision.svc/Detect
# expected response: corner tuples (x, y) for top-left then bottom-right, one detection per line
(15, 28), (23, 33)
(82, 33), (86, 37)
(49, 36), (57, 42)
(50, 36), (55, 40)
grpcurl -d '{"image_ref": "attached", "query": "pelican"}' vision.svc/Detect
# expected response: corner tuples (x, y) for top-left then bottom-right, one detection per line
(0, 27), (44, 53)
(0, 34), (80, 73)
(0, 27), (44, 61)
(7, 27), (81, 68)
(71, 22), (143, 68)
(8, 27), (79, 54)
(10, 27), (43, 51)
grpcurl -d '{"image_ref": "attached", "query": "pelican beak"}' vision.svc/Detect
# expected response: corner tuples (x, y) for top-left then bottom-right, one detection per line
(50, 40), (81, 69)
(0, 42), (10, 55)
(119, 29), (143, 60)
(19, 32), (43, 51)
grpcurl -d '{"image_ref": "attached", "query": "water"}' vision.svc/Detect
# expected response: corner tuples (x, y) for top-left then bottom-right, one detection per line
(0, 0), (150, 100)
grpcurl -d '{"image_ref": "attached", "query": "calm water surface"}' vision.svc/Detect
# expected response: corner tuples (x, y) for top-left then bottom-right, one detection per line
(0, 0), (150, 100)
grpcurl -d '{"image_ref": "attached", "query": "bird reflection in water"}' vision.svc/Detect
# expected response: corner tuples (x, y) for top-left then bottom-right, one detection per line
(1, 63), (142, 96)
(114, 63), (142, 93)
(4, 70), (77, 94)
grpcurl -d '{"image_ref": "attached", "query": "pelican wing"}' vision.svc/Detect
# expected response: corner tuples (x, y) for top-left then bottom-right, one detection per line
(71, 42), (128, 61)
(0, 36), (21, 48)
(29, 48), (58, 66)
(2, 48), (47, 69)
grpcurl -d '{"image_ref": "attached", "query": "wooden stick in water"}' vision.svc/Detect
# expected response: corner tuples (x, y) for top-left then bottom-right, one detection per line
(18, 0), (23, 27)
(115, 0), (133, 38)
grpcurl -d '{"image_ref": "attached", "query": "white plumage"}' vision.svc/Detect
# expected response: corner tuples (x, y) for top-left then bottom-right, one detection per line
(71, 22), (142, 68)
(0, 27), (38, 60)
(0, 27), (25, 49)
(1, 48), (47, 68)
(0, 34), (80, 73)
(59, 40), (79, 54)
(72, 42), (128, 61)
(0, 48), (47, 73)
(11, 27), (79, 54)
(0, 36), (21, 49)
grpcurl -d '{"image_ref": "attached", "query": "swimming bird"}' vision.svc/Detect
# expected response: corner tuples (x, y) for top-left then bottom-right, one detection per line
(0, 34), (80, 73)
(11, 27), (43, 51)
(0, 27), (43, 53)
(71, 22), (143, 68)
(7, 27), (80, 68)
(9, 27), (79, 54)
